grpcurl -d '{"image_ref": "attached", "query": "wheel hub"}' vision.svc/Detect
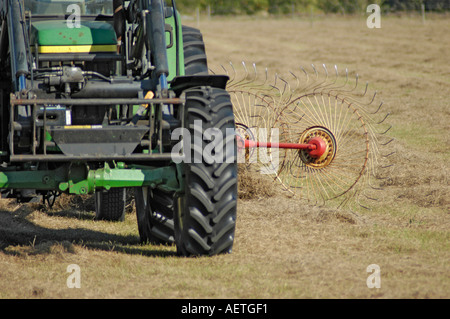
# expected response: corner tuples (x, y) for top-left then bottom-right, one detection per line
(236, 123), (256, 162)
(299, 127), (337, 169)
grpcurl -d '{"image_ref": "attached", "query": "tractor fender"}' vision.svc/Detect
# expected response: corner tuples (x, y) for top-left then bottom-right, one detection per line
(170, 75), (229, 96)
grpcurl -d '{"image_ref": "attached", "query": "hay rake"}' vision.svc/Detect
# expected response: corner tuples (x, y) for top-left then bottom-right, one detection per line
(211, 61), (394, 208)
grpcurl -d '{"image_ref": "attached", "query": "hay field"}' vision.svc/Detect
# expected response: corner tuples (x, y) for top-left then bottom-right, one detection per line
(0, 14), (449, 299)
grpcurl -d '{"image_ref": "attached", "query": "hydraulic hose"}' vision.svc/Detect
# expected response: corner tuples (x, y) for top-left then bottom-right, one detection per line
(8, 0), (29, 91)
(146, 0), (169, 90)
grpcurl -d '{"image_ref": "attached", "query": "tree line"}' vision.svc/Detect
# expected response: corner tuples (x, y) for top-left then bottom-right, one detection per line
(173, 0), (450, 14)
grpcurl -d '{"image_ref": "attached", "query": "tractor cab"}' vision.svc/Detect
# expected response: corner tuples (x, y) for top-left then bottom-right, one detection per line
(25, 0), (126, 90)
(24, 0), (114, 15)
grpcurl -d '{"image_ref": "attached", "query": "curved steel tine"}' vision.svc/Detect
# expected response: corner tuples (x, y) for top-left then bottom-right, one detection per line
(242, 60), (249, 77)
(264, 67), (269, 86)
(326, 66), (351, 96)
(289, 70), (300, 91)
(220, 64), (231, 76)
(382, 151), (396, 158)
(380, 124), (392, 135)
(290, 66), (310, 93)
(279, 76), (294, 103)
(311, 64), (317, 76)
(358, 202), (371, 210)
(380, 138), (394, 146)
(298, 65), (310, 85)
(353, 74), (359, 92)
(311, 63), (331, 93)
(334, 65), (348, 89)
(240, 61), (257, 88)
(370, 101), (384, 115)
(311, 64), (319, 83)
(376, 112), (390, 125)
(219, 64), (228, 75)
(318, 63), (330, 90)
(339, 73), (366, 97)
(253, 63), (259, 81)
(272, 72), (279, 89)
(301, 64), (320, 92)
(323, 63), (329, 81)
(331, 64), (339, 86)
(321, 64), (341, 92)
(337, 196), (349, 209)
(345, 88), (378, 108)
(228, 61), (250, 88)
(259, 67), (277, 93)
(271, 76), (289, 107)
(279, 76), (290, 96)
(249, 63), (268, 90)
(362, 81), (369, 97)
(368, 178), (384, 190)
(334, 72), (360, 101)
(366, 91), (377, 106)
(342, 73), (359, 94)
(300, 65), (308, 78)
(250, 62), (258, 84)
(362, 193), (379, 201)
(239, 61), (250, 86)
(227, 61), (237, 86)
(245, 66), (271, 92)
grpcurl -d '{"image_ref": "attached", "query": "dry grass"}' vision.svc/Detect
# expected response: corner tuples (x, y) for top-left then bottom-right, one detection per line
(0, 14), (449, 299)
(237, 164), (279, 200)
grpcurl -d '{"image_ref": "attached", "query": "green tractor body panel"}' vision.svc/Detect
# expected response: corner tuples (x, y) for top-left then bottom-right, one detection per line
(31, 20), (117, 46)
(166, 11), (185, 80)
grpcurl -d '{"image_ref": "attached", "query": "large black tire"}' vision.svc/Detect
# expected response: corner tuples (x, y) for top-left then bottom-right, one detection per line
(134, 26), (210, 245)
(134, 187), (175, 245)
(94, 188), (126, 222)
(182, 25), (208, 75)
(174, 87), (238, 256)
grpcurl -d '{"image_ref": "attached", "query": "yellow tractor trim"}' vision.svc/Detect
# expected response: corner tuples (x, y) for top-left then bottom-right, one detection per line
(36, 45), (117, 54)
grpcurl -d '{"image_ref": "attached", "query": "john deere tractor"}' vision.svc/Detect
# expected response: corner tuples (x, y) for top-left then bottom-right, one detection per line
(0, 0), (238, 256)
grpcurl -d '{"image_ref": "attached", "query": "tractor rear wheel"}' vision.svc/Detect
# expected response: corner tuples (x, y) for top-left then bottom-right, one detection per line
(134, 187), (175, 245)
(174, 86), (238, 256)
(182, 25), (208, 75)
(94, 188), (126, 222)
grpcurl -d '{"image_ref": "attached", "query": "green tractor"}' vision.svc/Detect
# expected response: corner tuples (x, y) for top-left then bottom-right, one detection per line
(0, 0), (238, 256)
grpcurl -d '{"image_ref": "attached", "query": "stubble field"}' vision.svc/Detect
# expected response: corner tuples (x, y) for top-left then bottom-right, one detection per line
(0, 14), (449, 299)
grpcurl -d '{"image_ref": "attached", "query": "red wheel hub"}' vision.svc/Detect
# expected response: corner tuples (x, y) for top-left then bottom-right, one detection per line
(307, 136), (327, 158)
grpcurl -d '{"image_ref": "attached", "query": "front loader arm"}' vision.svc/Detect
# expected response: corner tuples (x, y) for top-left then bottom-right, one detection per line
(6, 0), (29, 92)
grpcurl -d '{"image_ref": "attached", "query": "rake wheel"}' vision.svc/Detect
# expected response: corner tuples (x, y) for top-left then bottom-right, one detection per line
(276, 93), (371, 204)
(213, 62), (393, 207)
